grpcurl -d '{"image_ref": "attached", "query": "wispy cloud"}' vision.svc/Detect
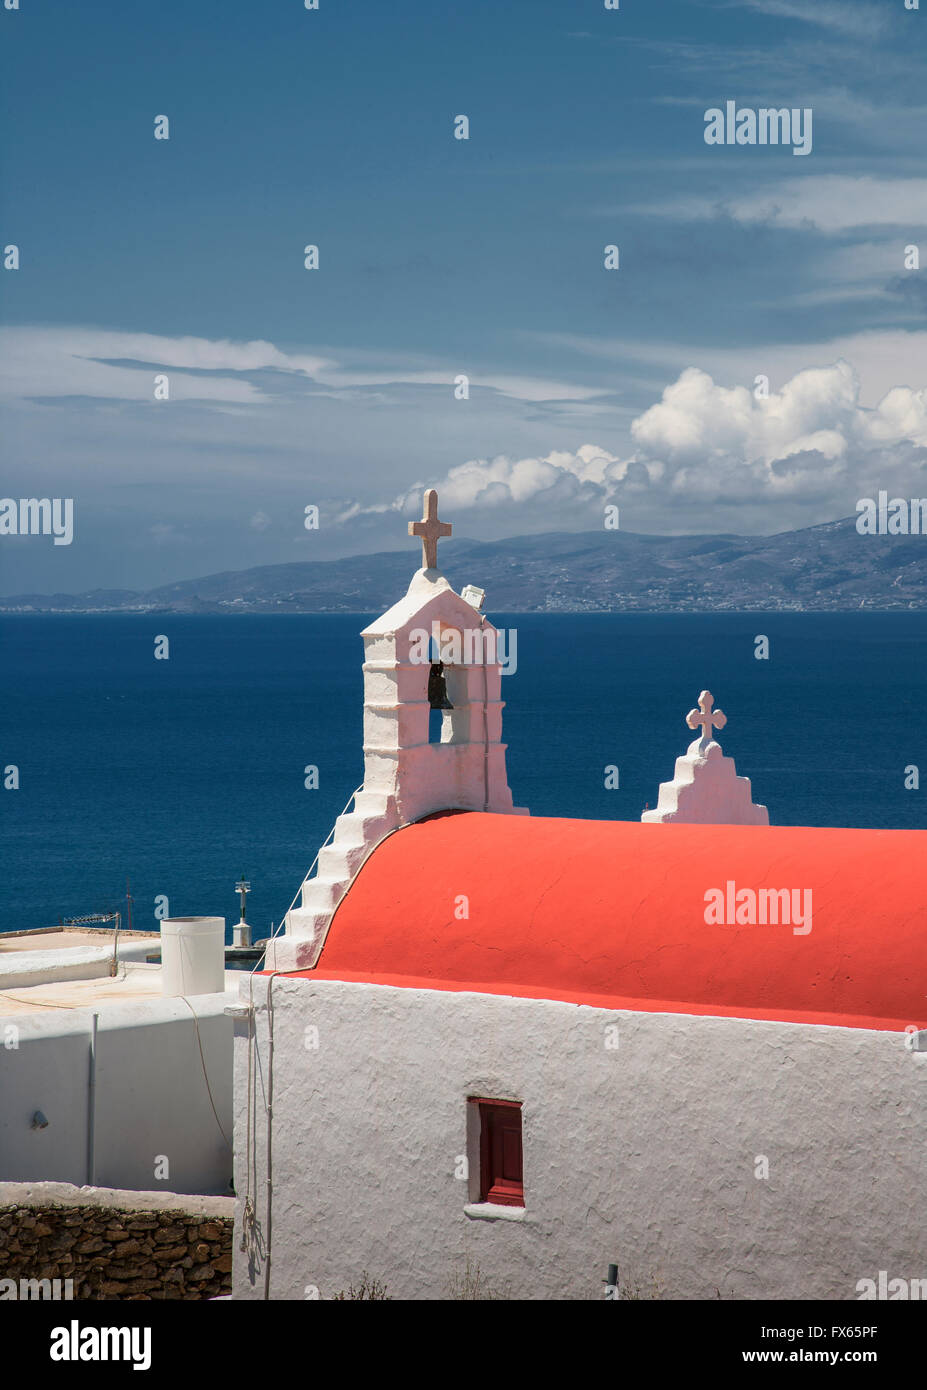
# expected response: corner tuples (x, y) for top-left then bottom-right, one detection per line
(0, 327), (607, 408)
(631, 176), (927, 234)
(727, 0), (891, 40)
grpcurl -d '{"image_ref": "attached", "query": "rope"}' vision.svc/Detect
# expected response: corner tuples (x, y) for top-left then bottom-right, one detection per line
(262, 971), (281, 1300)
(240, 974), (255, 1251)
(0, 959), (130, 1012)
(177, 994), (232, 1152)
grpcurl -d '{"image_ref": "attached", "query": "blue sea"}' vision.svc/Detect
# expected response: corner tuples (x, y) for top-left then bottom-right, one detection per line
(2, 613), (925, 939)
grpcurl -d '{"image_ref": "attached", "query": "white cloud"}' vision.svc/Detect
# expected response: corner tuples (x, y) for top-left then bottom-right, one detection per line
(351, 360), (927, 534)
(627, 361), (927, 504)
(624, 360), (927, 511)
(636, 176), (927, 234)
(524, 329), (927, 411)
(0, 328), (310, 404)
(0, 326), (604, 407)
(5, 324), (926, 545)
(405, 445), (628, 509)
(0, 329), (269, 405)
(148, 522), (191, 546)
(334, 445), (638, 530)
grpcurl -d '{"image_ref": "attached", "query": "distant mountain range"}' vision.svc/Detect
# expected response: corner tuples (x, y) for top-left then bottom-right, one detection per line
(3, 517), (926, 613)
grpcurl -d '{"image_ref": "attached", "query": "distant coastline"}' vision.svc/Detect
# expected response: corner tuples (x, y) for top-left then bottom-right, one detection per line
(2, 516), (925, 615)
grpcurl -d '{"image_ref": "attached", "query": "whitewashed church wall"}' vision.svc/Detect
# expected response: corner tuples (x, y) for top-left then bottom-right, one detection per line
(232, 978), (926, 1301)
(0, 997), (235, 1196)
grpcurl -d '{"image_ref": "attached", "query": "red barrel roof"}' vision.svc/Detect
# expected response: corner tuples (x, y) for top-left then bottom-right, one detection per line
(295, 812), (927, 1032)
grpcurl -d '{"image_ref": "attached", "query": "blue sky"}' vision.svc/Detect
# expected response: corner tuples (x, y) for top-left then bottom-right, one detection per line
(1, 0), (926, 592)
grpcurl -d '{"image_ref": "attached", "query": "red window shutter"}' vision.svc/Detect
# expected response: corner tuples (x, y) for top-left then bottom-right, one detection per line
(473, 1099), (524, 1207)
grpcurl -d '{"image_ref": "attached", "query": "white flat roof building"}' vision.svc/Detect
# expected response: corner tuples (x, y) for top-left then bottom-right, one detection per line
(0, 924), (239, 1197)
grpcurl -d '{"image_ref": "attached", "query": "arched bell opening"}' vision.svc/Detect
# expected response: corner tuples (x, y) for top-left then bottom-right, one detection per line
(425, 630), (471, 745)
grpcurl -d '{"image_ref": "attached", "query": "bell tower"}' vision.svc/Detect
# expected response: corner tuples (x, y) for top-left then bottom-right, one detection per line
(267, 490), (526, 972)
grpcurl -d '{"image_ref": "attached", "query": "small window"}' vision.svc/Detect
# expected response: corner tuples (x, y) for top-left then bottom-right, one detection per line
(470, 1098), (524, 1207)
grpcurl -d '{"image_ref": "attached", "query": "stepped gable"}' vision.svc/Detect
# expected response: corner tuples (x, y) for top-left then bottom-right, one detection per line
(642, 690), (769, 825)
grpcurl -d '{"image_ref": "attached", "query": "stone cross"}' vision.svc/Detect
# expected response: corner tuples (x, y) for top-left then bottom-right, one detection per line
(409, 488), (452, 571)
(686, 690), (727, 744)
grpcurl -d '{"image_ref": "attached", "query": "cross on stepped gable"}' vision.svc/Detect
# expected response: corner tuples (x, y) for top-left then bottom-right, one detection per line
(686, 690), (727, 743)
(409, 488), (452, 571)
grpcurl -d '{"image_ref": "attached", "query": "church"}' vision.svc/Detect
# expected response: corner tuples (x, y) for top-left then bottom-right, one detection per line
(230, 492), (926, 1301)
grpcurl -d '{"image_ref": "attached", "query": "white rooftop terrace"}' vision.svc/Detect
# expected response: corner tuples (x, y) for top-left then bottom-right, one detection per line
(0, 959), (243, 1017)
(0, 926), (165, 1002)
(0, 927), (162, 956)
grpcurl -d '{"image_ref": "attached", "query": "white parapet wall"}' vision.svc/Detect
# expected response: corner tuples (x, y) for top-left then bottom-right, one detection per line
(0, 941), (160, 991)
(231, 976), (927, 1300)
(0, 990), (236, 1196)
(0, 1179), (236, 1216)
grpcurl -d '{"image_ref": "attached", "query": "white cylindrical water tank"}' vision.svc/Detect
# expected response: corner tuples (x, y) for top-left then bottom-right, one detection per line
(160, 917), (226, 996)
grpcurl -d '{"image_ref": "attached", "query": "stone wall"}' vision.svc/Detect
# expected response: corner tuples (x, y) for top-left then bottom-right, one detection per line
(0, 1181), (234, 1300)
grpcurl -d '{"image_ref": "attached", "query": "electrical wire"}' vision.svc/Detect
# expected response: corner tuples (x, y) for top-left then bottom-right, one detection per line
(177, 993), (233, 1152)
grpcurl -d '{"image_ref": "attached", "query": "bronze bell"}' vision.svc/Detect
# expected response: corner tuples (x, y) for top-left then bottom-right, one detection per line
(428, 661), (454, 710)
